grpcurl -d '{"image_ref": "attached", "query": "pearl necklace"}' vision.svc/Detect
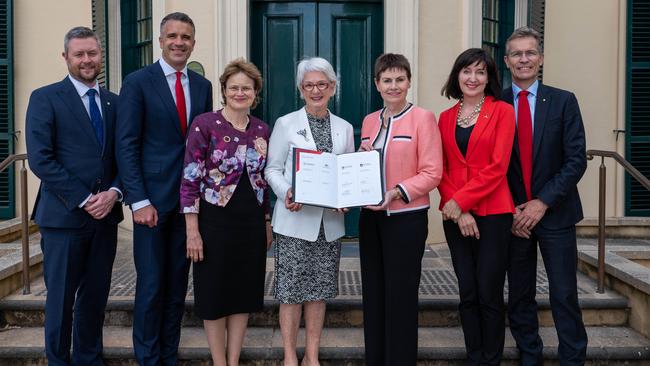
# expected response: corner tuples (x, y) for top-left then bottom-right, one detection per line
(222, 109), (249, 131)
(457, 95), (485, 127)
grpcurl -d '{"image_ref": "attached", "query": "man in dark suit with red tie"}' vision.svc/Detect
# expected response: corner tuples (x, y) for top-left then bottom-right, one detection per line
(26, 26), (123, 365)
(116, 12), (212, 366)
(503, 27), (588, 365)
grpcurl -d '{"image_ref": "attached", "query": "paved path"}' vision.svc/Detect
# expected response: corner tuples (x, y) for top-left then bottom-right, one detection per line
(9, 227), (630, 303)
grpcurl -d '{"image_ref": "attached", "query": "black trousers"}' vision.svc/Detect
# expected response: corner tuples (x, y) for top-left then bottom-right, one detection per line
(443, 213), (512, 366)
(359, 209), (428, 366)
(507, 225), (587, 366)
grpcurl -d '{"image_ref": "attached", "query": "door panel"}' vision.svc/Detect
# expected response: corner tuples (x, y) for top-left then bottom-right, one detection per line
(319, 2), (383, 145)
(250, 3), (317, 125)
(251, 1), (383, 237)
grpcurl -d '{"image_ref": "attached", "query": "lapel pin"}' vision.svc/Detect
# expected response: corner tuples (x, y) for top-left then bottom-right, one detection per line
(297, 129), (309, 142)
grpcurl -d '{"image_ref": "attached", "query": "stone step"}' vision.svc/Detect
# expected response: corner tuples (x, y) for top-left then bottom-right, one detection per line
(0, 295), (630, 329)
(0, 326), (648, 365)
(0, 218), (39, 243)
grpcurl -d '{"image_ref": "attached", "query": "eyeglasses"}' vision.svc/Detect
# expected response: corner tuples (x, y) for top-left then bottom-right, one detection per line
(507, 50), (540, 59)
(226, 85), (254, 94)
(302, 82), (330, 92)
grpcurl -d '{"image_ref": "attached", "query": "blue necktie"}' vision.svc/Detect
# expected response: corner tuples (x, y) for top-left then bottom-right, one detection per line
(86, 89), (104, 148)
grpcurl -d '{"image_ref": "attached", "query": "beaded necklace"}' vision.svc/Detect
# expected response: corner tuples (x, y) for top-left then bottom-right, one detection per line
(456, 95), (485, 127)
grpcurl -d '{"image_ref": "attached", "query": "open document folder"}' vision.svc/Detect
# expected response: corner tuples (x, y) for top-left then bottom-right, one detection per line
(291, 148), (385, 209)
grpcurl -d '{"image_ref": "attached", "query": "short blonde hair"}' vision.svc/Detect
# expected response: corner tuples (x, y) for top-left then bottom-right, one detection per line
(219, 58), (264, 108)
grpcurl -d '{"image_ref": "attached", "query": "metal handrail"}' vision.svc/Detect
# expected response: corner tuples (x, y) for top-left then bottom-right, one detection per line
(0, 153), (31, 294)
(586, 149), (650, 293)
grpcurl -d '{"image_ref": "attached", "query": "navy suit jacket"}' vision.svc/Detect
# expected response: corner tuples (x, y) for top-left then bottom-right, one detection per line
(504, 83), (587, 230)
(116, 61), (213, 214)
(26, 77), (123, 228)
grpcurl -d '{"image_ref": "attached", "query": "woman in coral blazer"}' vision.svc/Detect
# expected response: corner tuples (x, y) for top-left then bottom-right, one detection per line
(438, 48), (515, 365)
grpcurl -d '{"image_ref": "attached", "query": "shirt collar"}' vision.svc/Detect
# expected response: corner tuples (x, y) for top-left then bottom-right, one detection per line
(512, 79), (539, 98)
(158, 57), (188, 78)
(68, 75), (99, 98)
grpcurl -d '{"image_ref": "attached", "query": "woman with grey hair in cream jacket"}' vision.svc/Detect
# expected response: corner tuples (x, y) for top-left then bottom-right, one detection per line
(265, 57), (355, 366)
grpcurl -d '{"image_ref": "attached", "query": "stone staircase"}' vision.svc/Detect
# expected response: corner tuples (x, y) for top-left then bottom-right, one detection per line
(0, 231), (649, 365)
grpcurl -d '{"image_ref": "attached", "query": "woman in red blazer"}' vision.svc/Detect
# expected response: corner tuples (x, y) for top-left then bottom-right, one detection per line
(438, 48), (515, 365)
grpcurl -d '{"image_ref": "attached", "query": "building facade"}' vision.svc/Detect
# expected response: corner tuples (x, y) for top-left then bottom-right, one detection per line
(4, 0), (645, 242)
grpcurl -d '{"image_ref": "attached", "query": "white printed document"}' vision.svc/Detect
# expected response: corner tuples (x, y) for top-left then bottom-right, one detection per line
(291, 148), (384, 209)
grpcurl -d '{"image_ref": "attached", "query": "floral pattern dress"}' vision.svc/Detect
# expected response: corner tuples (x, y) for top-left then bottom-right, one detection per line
(274, 111), (342, 304)
(180, 109), (271, 319)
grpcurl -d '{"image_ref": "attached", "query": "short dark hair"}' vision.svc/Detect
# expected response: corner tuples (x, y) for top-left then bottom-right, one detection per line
(219, 58), (264, 108)
(160, 12), (195, 34)
(63, 26), (101, 54)
(374, 53), (411, 81)
(506, 26), (543, 55)
(441, 48), (502, 100)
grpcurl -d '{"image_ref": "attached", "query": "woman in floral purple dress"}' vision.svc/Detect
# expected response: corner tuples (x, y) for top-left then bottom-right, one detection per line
(180, 58), (271, 366)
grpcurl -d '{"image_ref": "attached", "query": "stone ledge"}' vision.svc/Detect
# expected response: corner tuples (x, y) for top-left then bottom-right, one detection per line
(0, 219), (38, 243)
(578, 248), (650, 295)
(0, 326), (648, 361)
(0, 244), (42, 282)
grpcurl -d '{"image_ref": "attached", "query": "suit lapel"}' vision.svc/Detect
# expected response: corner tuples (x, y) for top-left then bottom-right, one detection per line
(447, 102), (466, 162)
(59, 78), (102, 151)
(188, 71), (201, 124)
(99, 88), (113, 156)
(502, 88), (520, 161)
(149, 62), (183, 136)
(532, 84), (549, 164)
(465, 96), (497, 159)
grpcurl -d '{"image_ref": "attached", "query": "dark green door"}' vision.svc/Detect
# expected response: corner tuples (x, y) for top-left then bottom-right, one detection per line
(251, 0), (383, 237)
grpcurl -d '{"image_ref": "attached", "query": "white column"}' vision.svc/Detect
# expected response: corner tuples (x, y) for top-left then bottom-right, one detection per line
(514, 0), (529, 29)
(151, 0), (165, 61)
(213, 0), (249, 106)
(384, 0), (419, 103)
(107, 0), (122, 92)
(462, 0), (483, 49)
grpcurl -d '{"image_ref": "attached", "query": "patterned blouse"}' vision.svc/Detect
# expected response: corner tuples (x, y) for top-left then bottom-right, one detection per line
(180, 110), (271, 213)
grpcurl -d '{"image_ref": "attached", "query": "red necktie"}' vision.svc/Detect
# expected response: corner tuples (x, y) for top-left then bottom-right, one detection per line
(517, 90), (533, 201)
(175, 71), (187, 136)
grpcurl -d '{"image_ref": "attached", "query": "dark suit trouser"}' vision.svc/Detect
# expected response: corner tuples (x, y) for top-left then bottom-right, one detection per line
(132, 210), (189, 366)
(40, 222), (117, 366)
(359, 209), (427, 366)
(443, 213), (512, 366)
(507, 225), (587, 366)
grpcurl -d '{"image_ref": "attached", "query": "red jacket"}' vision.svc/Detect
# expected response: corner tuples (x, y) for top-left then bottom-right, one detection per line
(438, 96), (516, 216)
(361, 104), (443, 214)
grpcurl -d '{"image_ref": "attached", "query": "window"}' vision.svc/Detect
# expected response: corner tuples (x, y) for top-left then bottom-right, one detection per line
(626, 0), (650, 215)
(0, 0), (14, 218)
(482, 0), (514, 86)
(528, 0), (545, 81)
(92, 0), (109, 88)
(121, 0), (152, 78)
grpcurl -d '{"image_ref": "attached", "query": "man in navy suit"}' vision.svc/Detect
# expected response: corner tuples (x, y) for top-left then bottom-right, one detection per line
(503, 27), (588, 365)
(116, 12), (212, 366)
(26, 26), (123, 365)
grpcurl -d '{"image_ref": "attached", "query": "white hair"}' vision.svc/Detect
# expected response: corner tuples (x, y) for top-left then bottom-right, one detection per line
(295, 57), (338, 98)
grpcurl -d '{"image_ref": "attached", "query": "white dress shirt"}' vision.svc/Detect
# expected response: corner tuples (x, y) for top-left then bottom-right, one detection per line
(68, 75), (122, 207)
(131, 58), (192, 212)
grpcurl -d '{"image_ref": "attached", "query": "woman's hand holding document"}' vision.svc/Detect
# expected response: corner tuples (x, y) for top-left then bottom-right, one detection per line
(292, 148), (384, 209)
